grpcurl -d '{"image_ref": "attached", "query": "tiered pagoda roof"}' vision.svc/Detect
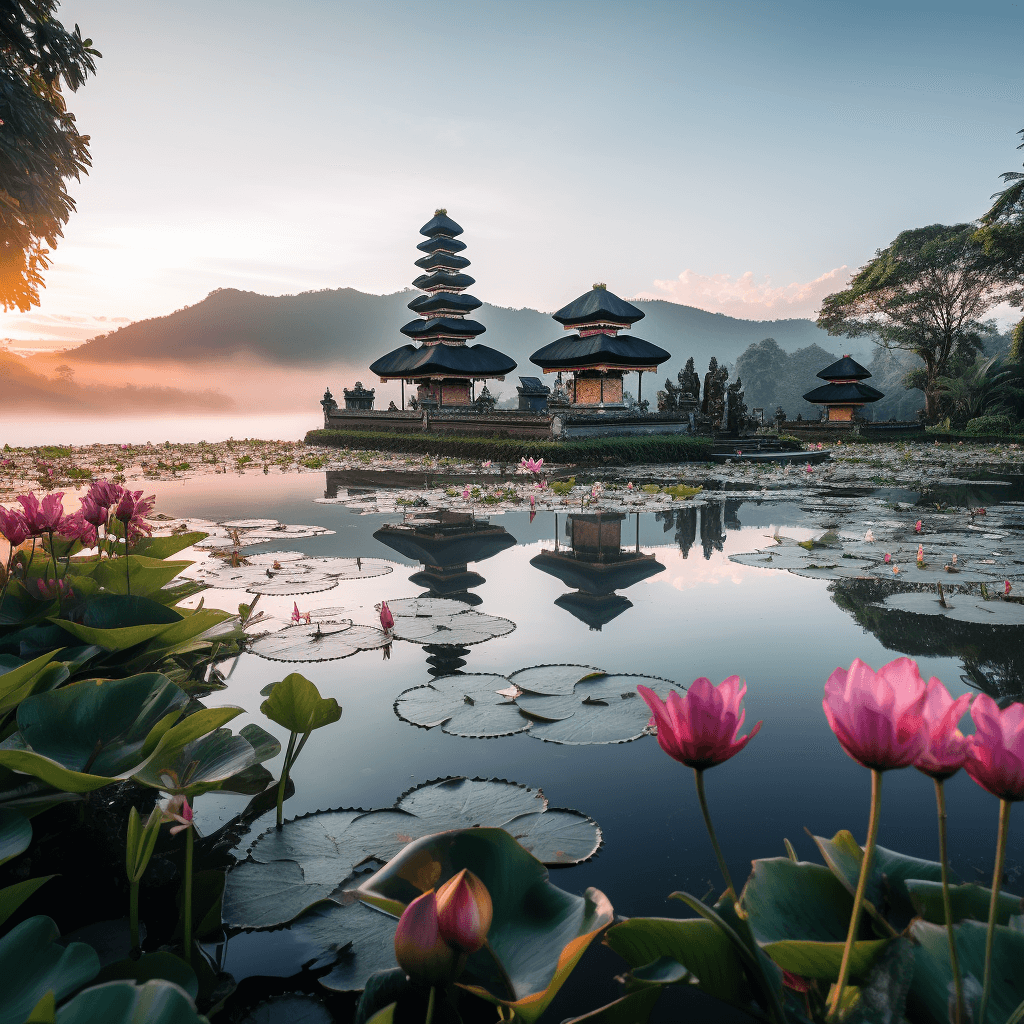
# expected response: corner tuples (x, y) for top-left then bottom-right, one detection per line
(369, 211), (516, 383)
(531, 285), (670, 373)
(803, 355), (884, 406)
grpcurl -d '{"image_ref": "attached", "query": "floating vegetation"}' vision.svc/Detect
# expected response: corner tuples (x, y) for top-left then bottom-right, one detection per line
(248, 622), (388, 662)
(221, 777), (602, 930)
(395, 665), (682, 745)
(386, 596), (516, 646)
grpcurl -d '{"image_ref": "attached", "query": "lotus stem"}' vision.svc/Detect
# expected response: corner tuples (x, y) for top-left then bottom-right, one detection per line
(828, 768), (883, 1019)
(693, 768), (737, 901)
(276, 732), (297, 829)
(934, 779), (964, 1024)
(124, 527), (131, 595)
(980, 799), (1012, 1024)
(424, 985), (436, 1024)
(183, 817), (194, 965)
(129, 880), (140, 952)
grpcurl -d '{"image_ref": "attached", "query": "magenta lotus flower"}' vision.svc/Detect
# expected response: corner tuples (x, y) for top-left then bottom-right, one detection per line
(16, 492), (68, 536)
(482, 461), (492, 468)
(1006, 581), (1013, 596)
(915, 519), (923, 533)
(823, 657), (928, 771)
(87, 479), (124, 508)
(114, 490), (155, 541)
(638, 677), (762, 770)
(0, 506), (30, 547)
(161, 794), (193, 836)
(519, 456), (544, 474)
(805, 463), (813, 473)
(378, 600), (394, 632)
(34, 578), (74, 602)
(964, 694), (1024, 801)
(884, 552), (891, 563)
(529, 494), (535, 508)
(394, 890), (463, 986)
(914, 679), (972, 781)
(435, 868), (492, 954)
(79, 494), (109, 528)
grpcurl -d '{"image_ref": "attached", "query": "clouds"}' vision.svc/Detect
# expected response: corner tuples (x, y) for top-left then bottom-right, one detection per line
(0, 312), (133, 345)
(637, 266), (852, 321)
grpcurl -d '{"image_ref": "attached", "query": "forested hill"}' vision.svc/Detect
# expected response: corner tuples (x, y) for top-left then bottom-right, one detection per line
(65, 286), (850, 373)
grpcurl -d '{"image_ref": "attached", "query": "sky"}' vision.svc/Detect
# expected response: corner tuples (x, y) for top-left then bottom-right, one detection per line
(2, 0), (1022, 345)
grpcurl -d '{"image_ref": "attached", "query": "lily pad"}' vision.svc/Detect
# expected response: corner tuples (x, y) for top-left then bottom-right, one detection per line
(241, 525), (334, 541)
(507, 664), (602, 696)
(291, 558), (394, 579)
(387, 597), (467, 617)
(517, 673), (682, 745)
(246, 575), (339, 597)
(246, 551), (307, 565)
(249, 623), (388, 662)
(394, 675), (529, 738)
(867, 564), (997, 584)
(237, 993), (335, 1024)
(391, 611), (515, 647)
(880, 591), (1024, 626)
(222, 777), (601, 930)
(220, 519), (282, 529)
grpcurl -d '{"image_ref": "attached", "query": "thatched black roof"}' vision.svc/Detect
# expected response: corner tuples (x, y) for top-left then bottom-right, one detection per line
(531, 333), (670, 371)
(420, 212), (463, 237)
(370, 342), (516, 379)
(552, 287), (645, 327)
(817, 356), (872, 381)
(803, 381), (884, 404)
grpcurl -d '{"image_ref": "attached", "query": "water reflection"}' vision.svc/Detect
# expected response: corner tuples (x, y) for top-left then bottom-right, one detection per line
(832, 578), (1024, 704)
(531, 512), (666, 630)
(653, 499), (743, 559)
(373, 511), (517, 675)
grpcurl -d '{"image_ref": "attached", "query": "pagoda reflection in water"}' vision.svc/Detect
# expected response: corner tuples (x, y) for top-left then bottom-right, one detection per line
(530, 512), (665, 630)
(373, 511), (516, 675)
(654, 500), (742, 559)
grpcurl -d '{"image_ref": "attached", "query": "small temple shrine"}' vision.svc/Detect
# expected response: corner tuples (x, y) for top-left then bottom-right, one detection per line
(530, 284), (670, 408)
(530, 512), (665, 630)
(369, 210), (516, 408)
(802, 355), (884, 422)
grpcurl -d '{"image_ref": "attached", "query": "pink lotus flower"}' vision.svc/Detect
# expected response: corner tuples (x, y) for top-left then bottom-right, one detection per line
(884, 552), (891, 563)
(378, 600), (394, 632)
(529, 494), (535, 508)
(394, 890), (463, 986)
(34, 578), (74, 602)
(0, 506), (30, 547)
(965, 695), (1024, 801)
(482, 461), (492, 468)
(914, 679), (972, 781)
(16, 492), (68, 536)
(823, 657), (928, 771)
(915, 520), (923, 533)
(114, 490), (155, 541)
(160, 794), (193, 835)
(88, 480), (123, 508)
(291, 602), (310, 625)
(638, 677), (762, 770)
(1006, 581), (1013, 596)
(435, 868), (492, 954)
(519, 456), (544, 474)
(917, 544), (924, 563)
(805, 463), (813, 473)
(951, 553), (958, 565)
(462, 487), (470, 499)
(864, 529), (875, 543)
(80, 495), (109, 528)
(627, 482), (634, 490)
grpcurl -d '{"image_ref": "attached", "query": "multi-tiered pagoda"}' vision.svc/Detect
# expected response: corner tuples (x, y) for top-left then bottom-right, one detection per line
(530, 284), (670, 408)
(802, 355), (884, 423)
(369, 210), (516, 408)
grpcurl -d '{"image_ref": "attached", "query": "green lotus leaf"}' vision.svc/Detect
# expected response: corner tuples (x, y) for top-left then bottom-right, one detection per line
(135, 716), (278, 796)
(0, 651), (61, 713)
(560, 988), (663, 1024)
(395, 675), (528, 739)
(94, 952), (198, 1000)
(131, 532), (207, 559)
(76, 557), (192, 598)
(357, 827), (613, 1023)
(605, 916), (752, 1008)
(0, 876), (55, 928)
(0, 807), (31, 865)
(0, 916), (100, 1024)
(261, 673), (341, 734)
(905, 878), (1023, 926)
(222, 778), (601, 930)
(762, 937), (891, 982)
(812, 830), (950, 930)
(54, 980), (205, 1024)
(48, 619), (178, 653)
(909, 918), (1024, 1023)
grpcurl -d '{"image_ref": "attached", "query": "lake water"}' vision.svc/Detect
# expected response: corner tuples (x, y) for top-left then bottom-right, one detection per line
(141, 471), (1023, 1021)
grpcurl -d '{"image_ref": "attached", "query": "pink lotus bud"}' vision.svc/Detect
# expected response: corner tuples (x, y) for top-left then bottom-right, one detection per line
(915, 520), (922, 533)
(884, 552), (891, 563)
(462, 488), (470, 499)
(914, 679), (972, 781)
(917, 544), (924, 563)
(379, 600), (394, 632)
(965, 695), (1024, 800)
(627, 482), (634, 490)
(394, 890), (463, 985)
(1006, 581), (1013, 596)
(951, 553), (958, 565)
(529, 494), (535, 508)
(291, 602), (301, 623)
(436, 869), (492, 953)
(482, 461), (492, 468)
(805, 463), (813, 473)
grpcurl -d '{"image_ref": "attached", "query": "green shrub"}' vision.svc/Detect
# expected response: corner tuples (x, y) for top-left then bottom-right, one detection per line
(965, 415), (1014, 434)
(304, 429), (712, 465)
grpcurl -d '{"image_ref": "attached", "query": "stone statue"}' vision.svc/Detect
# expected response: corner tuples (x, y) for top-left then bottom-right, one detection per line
(726, 376), (748, 434)
(549, 374), (571, 407)
(474, 384), (496, 411)
(388, 400), (398, 411)
(701, 357), (718, 416)
(680, 357), (700, 407)
(705, 363), (728, 428)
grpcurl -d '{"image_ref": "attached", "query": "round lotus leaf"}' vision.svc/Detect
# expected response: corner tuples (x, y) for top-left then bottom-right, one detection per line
(394, 675), (529, 738)
(195, 566), (312, 590)
(881, 592), (1024, 626)
(518, 674), (683, 745)
(789, 562), (877, 581)
(249, 622), (387, 662)
(397, 777), (545, 831)
(290, 557), (394, 579)
(506, 664), (602, 696)
(246, 575), (339, 596)
(193, 536), (239, 551)
(305, 606), (352, 622)
(392, 611), (515, 646)
(242, 525), (334, 541)
(301, 900), (401, 993)
(247, 550), (308, 565)
(220, 518), (282, 529)
(387, 597), (467, 618)
(867, 564), (997, 585)
(238, 994), (335, 1024)
(340, 809), (437, 865)
(501, 808), (602, 865)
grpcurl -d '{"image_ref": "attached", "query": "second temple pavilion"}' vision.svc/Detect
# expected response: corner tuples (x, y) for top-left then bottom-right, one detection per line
(530, 284), (670, 408)
(369, 211), (516, 408)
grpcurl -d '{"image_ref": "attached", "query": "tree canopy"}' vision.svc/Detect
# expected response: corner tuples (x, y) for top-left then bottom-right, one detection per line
(816, 223), (1013, 419)
(0, 1), (99, 311)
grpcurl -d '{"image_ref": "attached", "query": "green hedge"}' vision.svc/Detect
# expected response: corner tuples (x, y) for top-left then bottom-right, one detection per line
(304, 428), (713, 464)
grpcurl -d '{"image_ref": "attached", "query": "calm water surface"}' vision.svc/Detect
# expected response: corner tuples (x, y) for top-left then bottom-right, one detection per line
(142, 472), (1020, 1021)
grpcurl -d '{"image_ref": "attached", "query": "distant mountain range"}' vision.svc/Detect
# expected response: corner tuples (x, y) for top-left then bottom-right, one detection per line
(64, 286), (863, 379)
